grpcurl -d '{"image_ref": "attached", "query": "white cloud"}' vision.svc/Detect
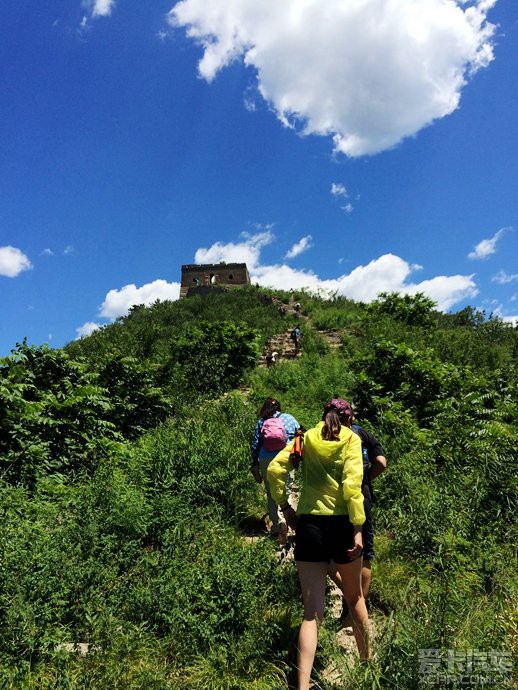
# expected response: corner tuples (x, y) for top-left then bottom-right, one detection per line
(492, 269), (518, 284)
(63, 245), (74, 255)
(0, 246), (32, 278)
(468, 228), (507, 260)
(491, 304), (518, 325)
(76, 322), (102, 338)
(285, 235), (313, 260)
(91, 0), (116, 17)
(331, 183), (348, 198)
(402, 273), (478, 311)
(100, 279), (181, 319)
(41, 248), (54, 256)
(196, 233), (478, 311)
(194, 230), (273, 268)
(81, 0), (115, 27)
(169, 0), (496, 156)
(342, 203), (354, 214)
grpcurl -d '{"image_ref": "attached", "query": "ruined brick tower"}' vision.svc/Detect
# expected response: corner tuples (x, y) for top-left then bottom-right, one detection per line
(180, 263), (251, 299)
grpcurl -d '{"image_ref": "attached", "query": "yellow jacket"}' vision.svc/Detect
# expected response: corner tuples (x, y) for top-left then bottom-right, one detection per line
(267, 422), (365, 525)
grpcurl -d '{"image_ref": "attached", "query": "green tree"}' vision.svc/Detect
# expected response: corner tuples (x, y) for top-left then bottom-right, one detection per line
(366, 291), (436, 327)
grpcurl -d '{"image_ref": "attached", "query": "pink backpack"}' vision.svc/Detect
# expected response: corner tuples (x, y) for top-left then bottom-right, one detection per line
(261, 417), (288, 451)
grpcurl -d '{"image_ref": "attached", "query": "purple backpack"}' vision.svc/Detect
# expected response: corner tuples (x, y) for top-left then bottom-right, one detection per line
(261, 417), (288, 451)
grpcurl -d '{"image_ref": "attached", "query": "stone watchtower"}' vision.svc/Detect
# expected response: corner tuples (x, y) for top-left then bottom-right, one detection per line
(180, 262), (251, 299)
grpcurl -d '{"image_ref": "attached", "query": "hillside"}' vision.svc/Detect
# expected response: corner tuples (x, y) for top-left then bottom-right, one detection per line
(1, 288), (516, 689)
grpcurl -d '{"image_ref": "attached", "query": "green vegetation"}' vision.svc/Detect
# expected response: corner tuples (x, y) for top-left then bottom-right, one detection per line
(1, 290), (516, 688)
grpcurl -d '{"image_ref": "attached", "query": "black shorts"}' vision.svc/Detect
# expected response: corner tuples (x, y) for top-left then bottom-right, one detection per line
(362, 497), (374, 561)
(294, 514), (361, 564)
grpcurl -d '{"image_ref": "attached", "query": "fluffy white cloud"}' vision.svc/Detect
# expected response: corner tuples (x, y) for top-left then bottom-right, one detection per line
(501, 315), (518, 325)
(194, 230), (273, 268)
(468, 228), (507, 260)
(196, 233), (478, 311)
(90, 0), (116, 17)
(492, 269), (518, 284)
(331, 183), (348, 198)
(0, 246), (32, 278)
(401, 274), (478, 311)
(100, 279), (181, 319)
(342, 203), (354, 214)
(76, 322), (102, 338)
(285, 235), (313, 260)
(81, 0), (115, 26)
(169, 0), (496, 156)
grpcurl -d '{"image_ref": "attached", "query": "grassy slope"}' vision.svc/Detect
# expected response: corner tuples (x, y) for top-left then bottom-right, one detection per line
(1, 289), (516, 689)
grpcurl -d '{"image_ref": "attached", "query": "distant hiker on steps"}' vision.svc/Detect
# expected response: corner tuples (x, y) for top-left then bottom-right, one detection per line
(291, 325), (302, 352)
(265, 350), (279, 367)
(250, 397), (300, 544)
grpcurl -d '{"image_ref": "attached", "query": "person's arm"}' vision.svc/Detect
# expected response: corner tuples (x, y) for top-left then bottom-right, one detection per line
(266, 445), (295, 505)
(364, 430), (387, 481)
(250, 420), (262, 467)
(341, 432), (366, 526)
(267, 445), (297, 528)
(369, 454), (387, 481)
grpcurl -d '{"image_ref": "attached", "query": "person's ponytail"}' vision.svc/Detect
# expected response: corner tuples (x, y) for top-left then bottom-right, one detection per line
(321, 409), (341, 441)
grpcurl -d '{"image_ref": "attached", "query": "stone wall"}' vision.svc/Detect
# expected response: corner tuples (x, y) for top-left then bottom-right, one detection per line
(180, 263), (250, 298)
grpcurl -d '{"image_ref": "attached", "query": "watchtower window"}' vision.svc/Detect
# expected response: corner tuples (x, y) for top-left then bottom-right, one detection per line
(228, 274), (233, 280)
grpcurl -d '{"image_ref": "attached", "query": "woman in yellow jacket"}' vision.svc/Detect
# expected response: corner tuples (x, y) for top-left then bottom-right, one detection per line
(267, 399), (370, 689)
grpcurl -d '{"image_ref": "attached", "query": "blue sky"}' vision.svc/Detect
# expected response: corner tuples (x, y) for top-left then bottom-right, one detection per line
(1, 0), (517, 354)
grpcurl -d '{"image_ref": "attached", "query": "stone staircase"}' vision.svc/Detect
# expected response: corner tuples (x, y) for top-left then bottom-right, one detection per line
(318, 328), (343, 349)
(260, 329), (302, 367)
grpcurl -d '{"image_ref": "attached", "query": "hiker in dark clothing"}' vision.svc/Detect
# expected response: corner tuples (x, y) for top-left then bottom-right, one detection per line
(328, 410), (387, 628)
(291, 325), (302, 352)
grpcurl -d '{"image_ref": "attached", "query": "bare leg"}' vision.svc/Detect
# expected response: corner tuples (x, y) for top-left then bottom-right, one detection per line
(362, 558), (372, 598)
(336, 559), (371, 661)
(296, 561), (328, 690)
(330, 559), (372, 627)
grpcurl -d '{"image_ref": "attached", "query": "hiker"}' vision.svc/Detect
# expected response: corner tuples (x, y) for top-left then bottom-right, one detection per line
(265, 350), (279, 367)
(291, 325), (302, 352)
(328, 409), (387, 629)
(268, 399), (371, 688)
(250, 398), (300, 543)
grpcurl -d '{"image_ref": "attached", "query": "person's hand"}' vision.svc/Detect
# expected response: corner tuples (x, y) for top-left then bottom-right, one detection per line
(281, 505), (297, 530)
(347, 528), (363, 559)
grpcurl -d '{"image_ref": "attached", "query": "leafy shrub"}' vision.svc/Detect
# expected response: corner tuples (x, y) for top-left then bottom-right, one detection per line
(365, 292), (436, 327)
(166, 321), (260, 395)
(0, 343), (120, 486)
(96, 356), (172, 440)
